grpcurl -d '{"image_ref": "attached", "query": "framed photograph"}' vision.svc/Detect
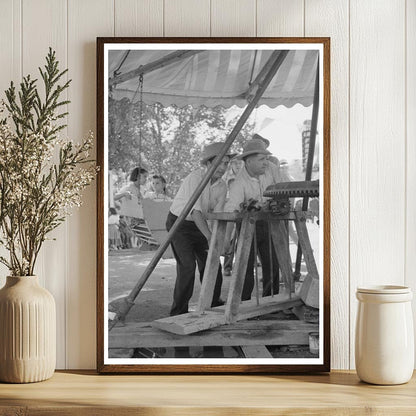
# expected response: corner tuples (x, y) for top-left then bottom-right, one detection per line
(97, 37), (330, 373)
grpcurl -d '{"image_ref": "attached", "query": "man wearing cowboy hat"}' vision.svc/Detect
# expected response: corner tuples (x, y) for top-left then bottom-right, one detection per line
(224, 138), (280, 301)
(166, 142), (234, 316)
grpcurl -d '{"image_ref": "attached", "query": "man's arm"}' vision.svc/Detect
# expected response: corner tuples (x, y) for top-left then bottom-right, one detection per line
(223, 179), (245, 251)
(191, 209), (212, 243)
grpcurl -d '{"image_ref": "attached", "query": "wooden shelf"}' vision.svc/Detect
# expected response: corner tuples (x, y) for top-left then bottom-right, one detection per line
(0, 370), (415, 415)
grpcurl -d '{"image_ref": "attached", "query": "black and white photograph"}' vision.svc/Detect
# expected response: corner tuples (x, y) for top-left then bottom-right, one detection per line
(97, 38), (330, 373)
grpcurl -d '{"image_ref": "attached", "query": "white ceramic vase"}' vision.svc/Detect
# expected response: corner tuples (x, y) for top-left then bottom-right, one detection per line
(355, 285), (414, 385)
(0, 276), (56, 383)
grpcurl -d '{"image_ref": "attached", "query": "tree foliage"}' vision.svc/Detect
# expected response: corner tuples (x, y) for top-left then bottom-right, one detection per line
(108, 99), (255, 194)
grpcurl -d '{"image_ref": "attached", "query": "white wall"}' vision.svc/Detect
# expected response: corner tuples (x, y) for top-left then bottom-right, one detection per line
(0, 0), (414, 370)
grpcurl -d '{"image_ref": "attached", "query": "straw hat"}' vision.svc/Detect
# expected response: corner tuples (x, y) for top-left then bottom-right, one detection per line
(236, 139), (272, 160)
(252, 133), (270, 148)
(200, 142), (237, 165)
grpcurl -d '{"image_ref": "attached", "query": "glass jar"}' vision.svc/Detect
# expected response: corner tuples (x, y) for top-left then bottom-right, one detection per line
(355, 285), (414, 385)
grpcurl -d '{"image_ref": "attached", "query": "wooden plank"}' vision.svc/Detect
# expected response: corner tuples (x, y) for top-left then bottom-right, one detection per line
(197, 220), (227, 311)
(225, 216), (255, 323)
(294, 212), (319, 279)
(22, 0), (67, 369)
(67, 0), (113, 369)
(241, 345), (273, 358)
(257, 0), (304, 37)
(152, 311), (227, 336)
(164, 0), (210, 37)
(1, 371), (416, 412)
(349, 0), (406, 369)
(305, 0), (350, 371)
(269, 221), (294, 292)
(111, 320), (318, 348)
(292, 304), (319, 323)
(206, 211), (297, 221)
(211, 0), (256, 37)
(406, 0), (416, 368)
(153, 294), (302, 335)
(299, 274), (319, 308)
(234, 294), (302, 321)
(115, 0), (163, 36)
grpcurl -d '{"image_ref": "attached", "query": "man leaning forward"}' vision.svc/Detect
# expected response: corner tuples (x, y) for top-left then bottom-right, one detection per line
(166, 142), (234, 316)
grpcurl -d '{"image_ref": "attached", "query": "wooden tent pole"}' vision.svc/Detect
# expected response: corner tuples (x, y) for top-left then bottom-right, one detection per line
(294, 58), (320, 280)
(109, 50), (202, 87)
(244, 51), (280, 99)
(109, 50), (290, 330)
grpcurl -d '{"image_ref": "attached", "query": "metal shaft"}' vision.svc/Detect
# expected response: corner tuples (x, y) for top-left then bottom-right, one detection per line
(294, 58), (320, 278)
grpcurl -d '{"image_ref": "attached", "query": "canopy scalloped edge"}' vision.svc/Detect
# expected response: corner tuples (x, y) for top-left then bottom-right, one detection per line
(111, 89), (314, 109)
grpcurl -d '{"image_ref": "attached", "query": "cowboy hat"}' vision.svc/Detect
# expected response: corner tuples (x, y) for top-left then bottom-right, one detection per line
(252, 133), (270, 148)
(236, 139), (272, 160)
(200, 142), (237, 165)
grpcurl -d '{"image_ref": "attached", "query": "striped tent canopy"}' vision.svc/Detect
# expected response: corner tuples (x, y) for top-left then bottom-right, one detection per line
(109, 49), (319, 109)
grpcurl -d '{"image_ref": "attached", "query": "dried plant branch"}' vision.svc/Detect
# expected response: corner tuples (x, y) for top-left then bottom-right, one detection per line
(0, 48), (97, 276)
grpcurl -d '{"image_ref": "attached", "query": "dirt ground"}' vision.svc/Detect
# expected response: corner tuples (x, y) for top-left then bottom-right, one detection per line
(108, 221), (320, 358)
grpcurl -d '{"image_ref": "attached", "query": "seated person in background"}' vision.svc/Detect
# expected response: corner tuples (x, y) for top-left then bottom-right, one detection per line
(118, 215), (136, 248)
(114, 163), (149, 248)
(114, 164), (148, 202)
(108, 207), (121, 250)
(144, 175), (171, 201)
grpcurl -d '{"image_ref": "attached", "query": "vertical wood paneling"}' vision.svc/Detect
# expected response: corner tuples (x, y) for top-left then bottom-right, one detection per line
(350, 0), (406, 368)
(115, 0), (163, 36)
(0, 0), (21, 100)
(0, 0), (21, 289)
(211, 0), (256, 37)
(67, 0), (113, 369)
(257, 0), (304, 37)
(305, 0), (350, 370)
(22, 0), (68, 369)
(406, 0), (416, 364)
(164, 0), (210, 37)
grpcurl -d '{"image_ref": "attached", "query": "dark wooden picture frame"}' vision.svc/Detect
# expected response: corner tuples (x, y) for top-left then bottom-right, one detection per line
(97, 37), (330, 373)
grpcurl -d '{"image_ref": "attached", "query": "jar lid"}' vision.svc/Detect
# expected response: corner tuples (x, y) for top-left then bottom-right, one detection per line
(357, 285), (411, 294)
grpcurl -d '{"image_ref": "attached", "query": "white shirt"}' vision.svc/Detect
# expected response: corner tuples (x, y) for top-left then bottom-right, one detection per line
(118, 182), (143, 199)
(108, 214), (120, 225)
(143, 191), (172, 201)
(170, 169), (227, 221)
(224, 165), (278, 212)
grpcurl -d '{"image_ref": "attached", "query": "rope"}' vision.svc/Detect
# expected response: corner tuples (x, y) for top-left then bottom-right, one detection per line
(113, 50), (130, 78)
(137, 74), (144, 197)
(248, 50), (258, 86)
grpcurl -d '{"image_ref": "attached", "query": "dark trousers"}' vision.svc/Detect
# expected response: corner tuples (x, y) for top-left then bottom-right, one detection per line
(242, 220), (280, 301)
(166, 211), (223, 316)
(223, 225), (236, 273)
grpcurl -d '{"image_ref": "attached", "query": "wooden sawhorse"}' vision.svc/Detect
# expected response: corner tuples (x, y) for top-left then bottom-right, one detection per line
(152, 210), (319, 335)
